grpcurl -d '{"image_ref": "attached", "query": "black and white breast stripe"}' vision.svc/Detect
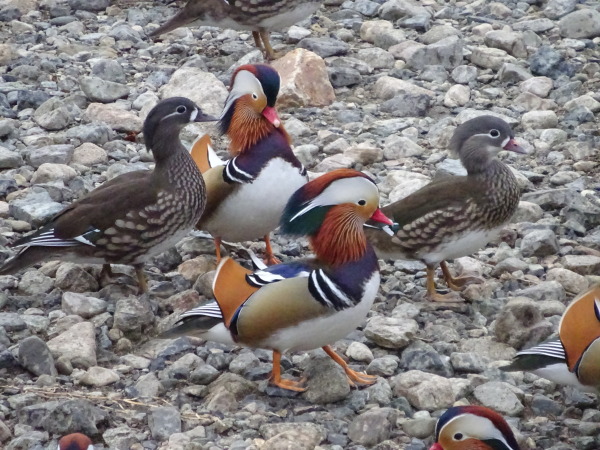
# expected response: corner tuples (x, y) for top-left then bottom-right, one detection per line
(223, 157), (255, 184)
(246, 270), (285, 287)
(517, 339), (566, 360)
(308, 269), (355, 311)
(179, 301), (223, 320)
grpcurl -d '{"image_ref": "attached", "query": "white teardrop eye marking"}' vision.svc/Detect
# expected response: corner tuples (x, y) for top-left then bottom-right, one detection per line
(489, 129), (500, 138)
(177, 105), (187, 114)
(190, 108), (198, 121)
(453, 432), (464, 441)
(357, 199), (366, 206)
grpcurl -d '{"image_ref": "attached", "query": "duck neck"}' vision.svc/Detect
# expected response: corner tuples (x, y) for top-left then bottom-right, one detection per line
(309, 205), (368, 267)
(227, 106), (290, 154)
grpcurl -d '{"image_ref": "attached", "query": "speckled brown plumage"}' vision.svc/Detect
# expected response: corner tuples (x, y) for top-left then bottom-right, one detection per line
(149, 0), (322, 59)
(0, 98), (214, 292)
(366, 115), (526, 302)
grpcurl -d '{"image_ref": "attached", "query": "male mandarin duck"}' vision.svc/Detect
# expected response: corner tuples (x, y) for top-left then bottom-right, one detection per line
(430, 405), (521, 450)
(149, 0), (322, 59)
(191, 64), (307, 265)
(502, 284), (600, 392)
(162, 169), (394, 391)
(366, 115), (526, 302)
(58, 433), (94, 450)
(0, 98), (215, 292)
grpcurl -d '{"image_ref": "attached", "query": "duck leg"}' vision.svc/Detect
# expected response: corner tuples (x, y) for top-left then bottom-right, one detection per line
(263, 235), (281, 265)
(252, 31), (263, 51)
(440, 261), (484, 291)
(425, 266), (464, 302)
(270, 350), (307, 392)
(134, 264), (148, 294)
(214, 237), (223, 263)
(322, 345), (378, 386)
(259, 28), (278, 61)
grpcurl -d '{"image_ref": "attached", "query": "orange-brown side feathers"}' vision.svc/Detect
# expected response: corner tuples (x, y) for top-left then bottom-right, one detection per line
(213, 257), (259, 328)
(311, 204), (367, 266)
(302, 169), (373, 201)
(559, 285), (600, 371)
(228, 96), (274, 154)
(190, 134), (213, 173)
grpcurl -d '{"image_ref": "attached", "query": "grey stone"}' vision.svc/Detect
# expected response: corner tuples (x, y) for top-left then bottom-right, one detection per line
(400, 341), (453, 377)
(80, 76), (130, 103)
(114, 296), (155, 334)
(103, 426), (139, 450)
(62, 292), (107, 318)
(149, 407), (181, 441)
(450, 352), (487, 373)
(0, 145), (22, 168)
(494, 297), (553, 350)
(364, 316), (418, 349)
(404, 36), (463, 70)
(18, 399), (106, 434)
(562, 255), (600, 276)
(69, 0), (108, 11)
(546, 268), (588, 294)
(544, 0), (576, 19)
(356, 47), (395, 69)
(79, 366), (120, 386)
(520, 229), (559, 257)
(529, 45), (575, 79)
(515, 281), (566, 302)
(473, 382), (524, 416)
(469, 47), (515, 70)
(451, 65), (477, 84)
(484, 30), (527, 58)
(512, 18), (555, 33)
(559, 9), (600, 39)
(27, 144), (74, 168)
(391, 370), (456, 411)
(380, 93), (432, 117)
(18, 270), (54, 295)
(348, 408), (397, 446)
(367, 356), (399, 376)
(91, 58), (126, 83)
(298, 37), (350, 58)
(33, 97), (79, 131)
(328, 66), (362, 87)
(0, 312), (26, 331)
(55, 264), (99, 293)
(65, 123), (114, 146)
(47, 321), (97, 368)
(260, 423), (325, 450)
(135, 372), (163, 398)
(18, 336), (57, 376)
(303, 354), (350, 403)
(9, 190), (63, 226)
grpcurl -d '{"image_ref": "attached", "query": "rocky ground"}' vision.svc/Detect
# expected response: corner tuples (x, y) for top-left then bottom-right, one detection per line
(0, 0), (600, 448)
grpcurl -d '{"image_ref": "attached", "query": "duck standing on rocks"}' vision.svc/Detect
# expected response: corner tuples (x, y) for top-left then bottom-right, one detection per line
(149, 0), (322, 60)
(502, 284), (600, 392)
(366, 115), (526, 302)
(58, 433), (94, 450)
(430, 405), (521, 450)
(0, 98), (215, 293)
(192, 64), (307, 265)
(162, 169), (394, 391)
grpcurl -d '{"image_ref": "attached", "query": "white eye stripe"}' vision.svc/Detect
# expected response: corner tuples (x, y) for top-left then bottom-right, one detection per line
(501, 136), (510, 147)
(190, 108), (198, 121)
(220, 70), (266, 120)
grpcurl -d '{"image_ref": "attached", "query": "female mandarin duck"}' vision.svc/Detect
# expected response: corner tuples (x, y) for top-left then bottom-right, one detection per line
(365, 115), (526, 302)
(502, 284), (600, 392)
(191, 64), (307, 265)
(162, 169), (394, 391)
(150, 0), (322, 60)
(0, 98), (214, 292)
(58, 433), (94, 450)
(431, 405), (521, 450)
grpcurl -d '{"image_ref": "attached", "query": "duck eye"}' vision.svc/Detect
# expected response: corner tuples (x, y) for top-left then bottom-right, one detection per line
(453, 433), (464, 440)
(252, 93), (259, 100)
(489, 129), (500, 138)
(358, 200), (366, 206)
(177, 106), (187, 114)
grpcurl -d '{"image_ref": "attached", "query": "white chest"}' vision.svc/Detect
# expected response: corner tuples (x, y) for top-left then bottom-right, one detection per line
(204, 158), (306, 242)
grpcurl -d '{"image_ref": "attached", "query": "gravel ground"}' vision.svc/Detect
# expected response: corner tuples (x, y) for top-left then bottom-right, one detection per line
(0, 0), (600, 449)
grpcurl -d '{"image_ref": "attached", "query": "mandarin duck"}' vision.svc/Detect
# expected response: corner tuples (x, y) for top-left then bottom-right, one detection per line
(162, 169), (394, 391)
(149, 0), (322, 60)
(0, 98), (214, 292)
(58, 433), (94, 450)
(191, 64), (307, 265)
(366, 115), (526, 302)
(430, 405), (521, 450)
(502, 284), (600, 392)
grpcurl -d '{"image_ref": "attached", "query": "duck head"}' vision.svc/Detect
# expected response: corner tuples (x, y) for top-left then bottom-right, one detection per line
(449, 115), (526, 174)
(431, 405), (520, 450)
(281, 169), (393, 265)
(58, 433), (94, 450)
(219, 64), (289, 154)
(143, 97), (216, 161)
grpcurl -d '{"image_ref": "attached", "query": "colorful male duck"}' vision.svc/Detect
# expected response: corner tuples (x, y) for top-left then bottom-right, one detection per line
(192, 64), (307, 265)
(149, 0), (322, 59)
(430, 405), (521, 450)
(366, 115), (526, 302)
(58, 433), (94, 450)
(502, 284), (600, 392)
(162, 169), (393, 391)
(0, 98), (214, 292)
